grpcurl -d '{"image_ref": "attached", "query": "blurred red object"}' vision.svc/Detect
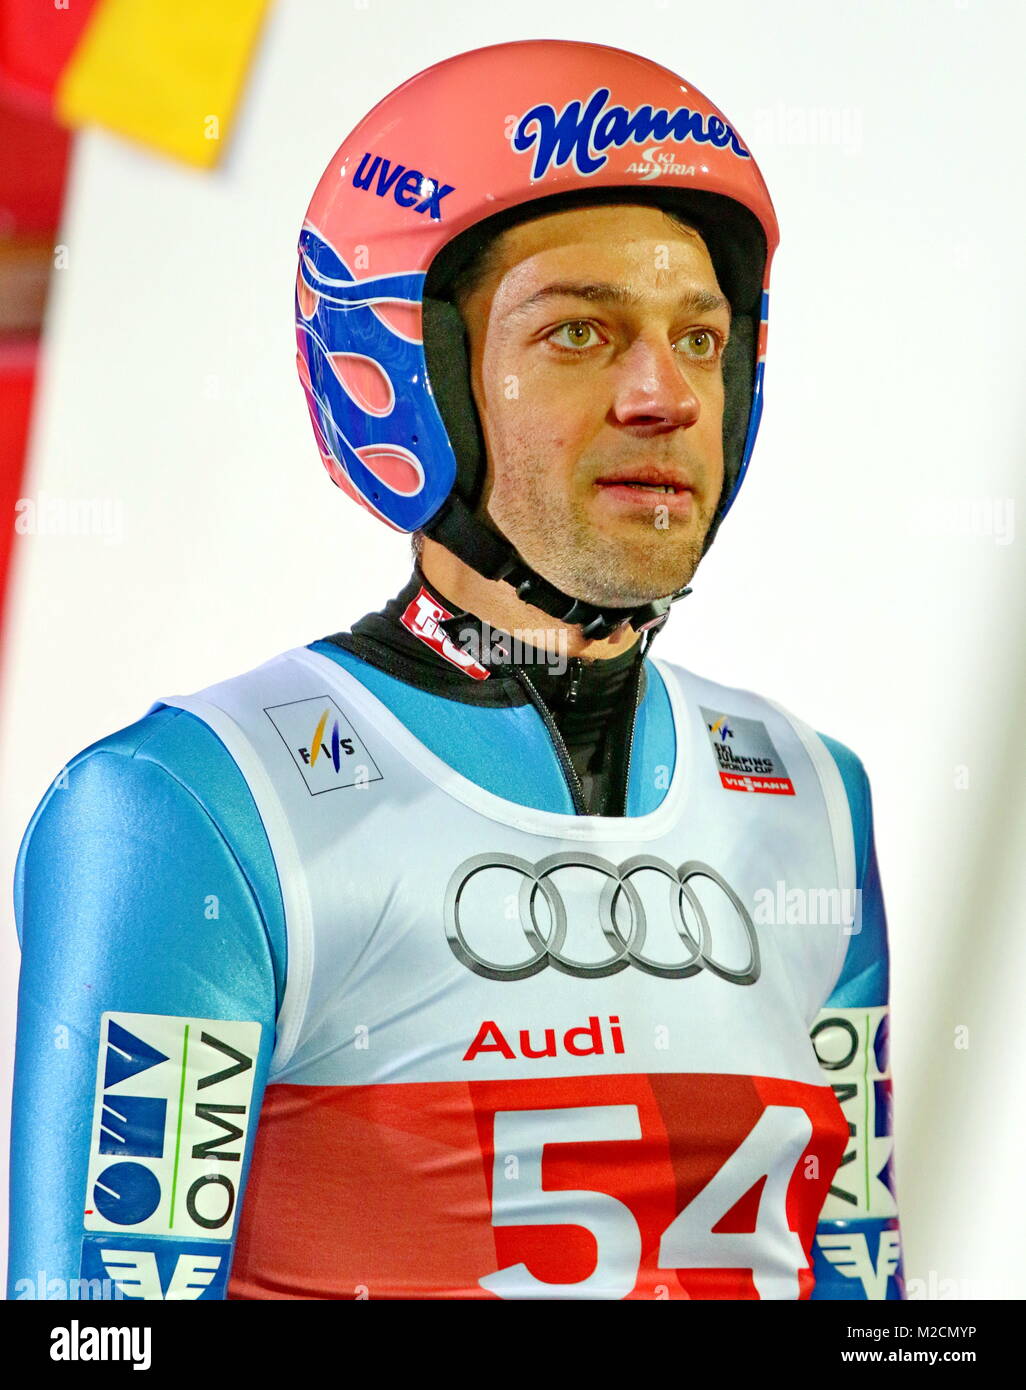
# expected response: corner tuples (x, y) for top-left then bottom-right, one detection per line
(0, 338), (37, 656)
(0, 0), (100, 114)
(0, 0), (80, 665)
(0, 98), (70, 237)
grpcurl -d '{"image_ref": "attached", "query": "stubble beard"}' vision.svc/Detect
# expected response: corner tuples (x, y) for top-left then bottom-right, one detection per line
(487, 466), (717, 608)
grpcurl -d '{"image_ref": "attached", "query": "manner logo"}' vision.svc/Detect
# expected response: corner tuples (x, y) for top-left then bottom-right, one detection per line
(511, 87), (750, 181)
(84, 1013), (261, 1241)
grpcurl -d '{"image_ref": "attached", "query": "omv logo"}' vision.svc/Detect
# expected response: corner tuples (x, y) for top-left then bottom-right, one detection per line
(84, 1012), (261, 1241)
(89, 1021), (169, 1225)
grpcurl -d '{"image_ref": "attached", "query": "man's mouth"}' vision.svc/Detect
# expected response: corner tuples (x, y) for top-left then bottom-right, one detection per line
(603, 481), (680, 492)
(594, 469), (693, 495)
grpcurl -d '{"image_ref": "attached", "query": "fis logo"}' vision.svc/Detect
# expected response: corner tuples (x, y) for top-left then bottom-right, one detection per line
(302, 707), (354, 773)
(265, 696), (383, 795)
(351, 152), (455, 220)
(80, 1234), (232, 1301)
(84, 1013), (261, 1241)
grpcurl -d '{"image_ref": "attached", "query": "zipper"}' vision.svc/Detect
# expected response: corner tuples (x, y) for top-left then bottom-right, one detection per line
(511, 638), (649, 818)
(511, 664), (589, 815)
(617, 647), (647, 817)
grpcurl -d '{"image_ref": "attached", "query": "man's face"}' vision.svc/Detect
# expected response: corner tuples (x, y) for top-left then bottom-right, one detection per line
(458, 203), (730, 608)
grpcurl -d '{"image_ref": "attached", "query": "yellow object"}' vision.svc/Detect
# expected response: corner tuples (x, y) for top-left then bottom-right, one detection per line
(56, 0), (271, 169)
(309, 710), (328, 768)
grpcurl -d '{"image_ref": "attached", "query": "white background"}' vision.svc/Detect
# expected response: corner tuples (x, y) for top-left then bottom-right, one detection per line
(2, 0), (1024, 1297)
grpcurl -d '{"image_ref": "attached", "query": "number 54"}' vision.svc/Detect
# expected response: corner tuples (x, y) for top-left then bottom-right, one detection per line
(480, 1103), (813, 1300)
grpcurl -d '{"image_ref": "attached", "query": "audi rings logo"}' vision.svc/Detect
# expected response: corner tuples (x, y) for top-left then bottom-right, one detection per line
(443, 852), (761, 984)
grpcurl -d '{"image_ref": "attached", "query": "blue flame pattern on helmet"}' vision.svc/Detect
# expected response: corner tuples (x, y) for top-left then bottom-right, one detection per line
(295, 227), (455, 531)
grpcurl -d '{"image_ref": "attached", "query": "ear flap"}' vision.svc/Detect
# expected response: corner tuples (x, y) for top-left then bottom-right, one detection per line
(421, 295), (487, 510)
(719, 311), (756, 511)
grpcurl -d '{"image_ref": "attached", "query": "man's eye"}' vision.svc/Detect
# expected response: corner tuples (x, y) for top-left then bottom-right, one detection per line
(677, 328), (723, 362)
(548, 320), (603, 350)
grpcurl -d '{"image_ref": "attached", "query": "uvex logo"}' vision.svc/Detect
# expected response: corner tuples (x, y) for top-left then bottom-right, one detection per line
(352, 153), (455, 220)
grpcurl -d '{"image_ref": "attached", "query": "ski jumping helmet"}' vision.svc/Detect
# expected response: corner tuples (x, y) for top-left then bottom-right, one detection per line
(295, 39), (778, 638)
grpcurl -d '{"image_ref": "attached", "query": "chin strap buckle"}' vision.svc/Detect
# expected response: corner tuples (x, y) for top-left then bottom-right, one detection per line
(507, 564), (692, 641)
(625, 587), (693, 635)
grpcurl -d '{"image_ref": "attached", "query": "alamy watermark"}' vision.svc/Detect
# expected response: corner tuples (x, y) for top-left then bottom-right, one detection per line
(912, 495), (1015, 545)
(456, 620), (569, 675)
(905, 1270), (1012, 1299)
(50, 1319), (150, 1370)
(752, 881), (862, 935)
(750, 103), (863, 156)
(14, 490), (124, 545)
(13, 1270), (127, 1300)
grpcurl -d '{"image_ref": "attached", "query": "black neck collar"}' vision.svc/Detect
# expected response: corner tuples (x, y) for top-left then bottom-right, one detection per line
(320, 565), (663, 708)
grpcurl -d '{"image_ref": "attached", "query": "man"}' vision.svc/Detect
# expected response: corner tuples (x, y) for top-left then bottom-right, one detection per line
(8, 39), (903, 1300)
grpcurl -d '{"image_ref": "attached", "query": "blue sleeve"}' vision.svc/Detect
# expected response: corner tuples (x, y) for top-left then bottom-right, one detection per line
(7, 706), (286, 1301)
(808, 734), (904, 1301)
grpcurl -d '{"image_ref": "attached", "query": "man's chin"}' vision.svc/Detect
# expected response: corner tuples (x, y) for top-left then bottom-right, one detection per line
(598, 532), (709, 602)
(497, 507), (711, 609)
(544, 551), (704, 609)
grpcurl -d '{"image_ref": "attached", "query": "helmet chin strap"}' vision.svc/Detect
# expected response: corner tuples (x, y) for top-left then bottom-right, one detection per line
(425, 492), (694, 642)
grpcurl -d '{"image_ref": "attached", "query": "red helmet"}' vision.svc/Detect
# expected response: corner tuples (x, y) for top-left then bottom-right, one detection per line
(296, 39), (778, 637)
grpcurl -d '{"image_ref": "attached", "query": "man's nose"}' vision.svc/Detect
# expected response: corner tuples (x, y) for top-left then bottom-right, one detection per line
(610, 335), (701, 430)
